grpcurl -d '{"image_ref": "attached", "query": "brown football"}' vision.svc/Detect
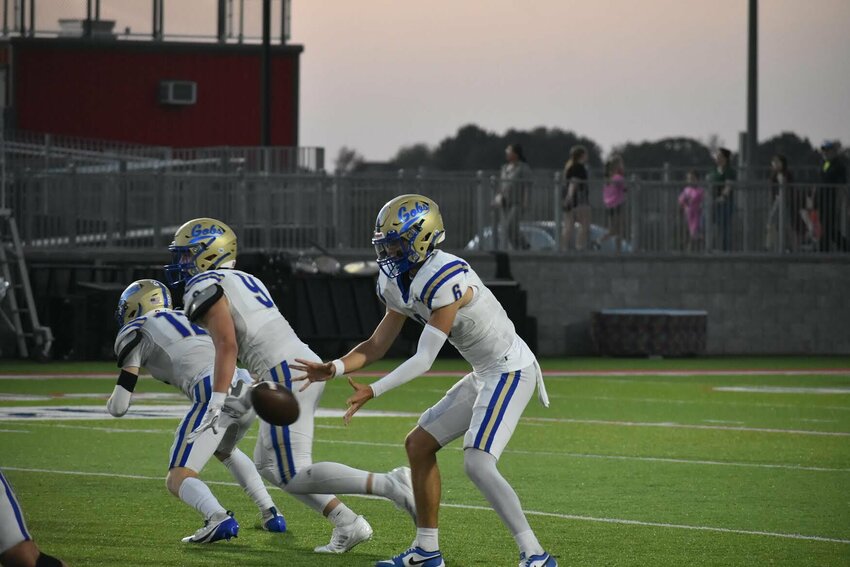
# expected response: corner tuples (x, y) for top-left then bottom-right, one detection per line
(251, 381), (300, 426)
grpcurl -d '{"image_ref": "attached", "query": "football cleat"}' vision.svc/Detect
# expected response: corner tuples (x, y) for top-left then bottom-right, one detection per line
(181, 511), (239, 543)
(314, 515), (373, 554)
(385, 466), (416, 521)
(262, 506), (287, 533)
(375, 546), (445, 567)
(519, 551), (558, 567)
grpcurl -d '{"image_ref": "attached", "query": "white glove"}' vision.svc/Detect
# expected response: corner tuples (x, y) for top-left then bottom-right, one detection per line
(187, 392), (226, 442)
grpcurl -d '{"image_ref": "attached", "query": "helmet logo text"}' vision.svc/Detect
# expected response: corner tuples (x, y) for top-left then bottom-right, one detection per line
(397, 202), (430, 224)
(191, 223), (225, 237)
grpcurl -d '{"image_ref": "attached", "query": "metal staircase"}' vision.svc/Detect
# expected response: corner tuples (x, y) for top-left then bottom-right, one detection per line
(0, 209), (53, 358)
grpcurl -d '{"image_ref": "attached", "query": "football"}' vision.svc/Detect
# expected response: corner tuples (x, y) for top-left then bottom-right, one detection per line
(250, 381), (300, 426)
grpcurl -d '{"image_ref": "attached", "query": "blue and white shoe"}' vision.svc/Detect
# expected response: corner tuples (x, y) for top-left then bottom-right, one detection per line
(181, 511), (239, 543)
(375, 546), (445, 567)
(263, 506), (287, 533)
(519, 551), (557, 567)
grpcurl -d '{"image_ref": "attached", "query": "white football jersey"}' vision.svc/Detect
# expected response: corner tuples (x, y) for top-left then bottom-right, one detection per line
(114, 309), (215, 400)
(182, 269), (307, 377)
(377, 250), (535, 374)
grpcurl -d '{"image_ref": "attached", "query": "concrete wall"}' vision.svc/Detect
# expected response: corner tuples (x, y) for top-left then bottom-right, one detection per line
(460, 253), (850, 356)
(22, 248), (850, 357)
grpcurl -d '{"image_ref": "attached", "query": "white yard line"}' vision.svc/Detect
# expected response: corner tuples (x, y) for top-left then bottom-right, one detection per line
(313, 438), (850, 473)
(0, 428), (29, 433)
(5, 422), (847, 472)
(1, 465), (847, 545)
(2, 369), (849, 380)
(715, 386), (850, 395)
(524, 417), (850, 437)
(547, 394), (850, 412)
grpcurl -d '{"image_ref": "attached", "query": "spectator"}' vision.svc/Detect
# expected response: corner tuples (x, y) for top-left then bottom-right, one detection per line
(601, 154), (628, 252)
(708, 147), (736, 251)
(494, 143), (531, 250)
(816, 140), (848, 252)
(764, 154), (797, 251)
(678, 170), (705, 252)
(561, 145), (590, 251)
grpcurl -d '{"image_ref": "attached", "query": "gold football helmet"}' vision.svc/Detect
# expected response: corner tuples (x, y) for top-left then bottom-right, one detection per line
(115, 279), (172, 326)
(372, 194), (445, 277)
(165, 218), (237, 285)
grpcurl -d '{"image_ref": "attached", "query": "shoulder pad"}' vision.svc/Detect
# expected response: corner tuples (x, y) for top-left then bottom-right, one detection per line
(185, 283), (224, 322)
(116, 330), (143, 368)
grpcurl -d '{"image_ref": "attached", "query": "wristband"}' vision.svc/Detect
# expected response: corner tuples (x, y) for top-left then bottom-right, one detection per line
(331, 359), (345, 378)
(210, 391), (227, 406)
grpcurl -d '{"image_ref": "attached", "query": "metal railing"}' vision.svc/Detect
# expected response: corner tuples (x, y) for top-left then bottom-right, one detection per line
(1, 131), (173, 173)
(6, 168), (849, 255)
(2, 131), (325, 176)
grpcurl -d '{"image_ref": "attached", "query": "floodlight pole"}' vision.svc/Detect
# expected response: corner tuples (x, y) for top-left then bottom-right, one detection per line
(260, 0), (271, 146)
(746, 0), (758, 172)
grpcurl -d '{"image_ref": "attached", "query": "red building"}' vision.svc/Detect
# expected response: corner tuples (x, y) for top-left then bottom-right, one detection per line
(3, 36), (302, 147)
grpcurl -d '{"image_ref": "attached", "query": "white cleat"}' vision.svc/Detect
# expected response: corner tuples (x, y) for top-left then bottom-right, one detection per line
(385, 466), (416, 521)
(313, 515), (373, 554)
(180, 511), (239, 544)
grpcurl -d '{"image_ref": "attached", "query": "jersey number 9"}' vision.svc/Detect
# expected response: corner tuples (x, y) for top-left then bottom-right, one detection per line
(236, 274), (275, 308)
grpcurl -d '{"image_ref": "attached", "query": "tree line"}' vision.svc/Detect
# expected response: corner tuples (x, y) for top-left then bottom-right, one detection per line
(336, 125), (837, 175)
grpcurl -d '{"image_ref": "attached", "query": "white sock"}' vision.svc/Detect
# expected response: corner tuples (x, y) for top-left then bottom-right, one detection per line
(515, 530), (543, 556)
(370, 472), (392, 496)
(178, 477), (226, 521)
(285, 462), (369, 495)
(326, 503), (358, 527)
(415, 527), (439, 552)
(222, 449), (275, 515)
(464, 448), (544, 556)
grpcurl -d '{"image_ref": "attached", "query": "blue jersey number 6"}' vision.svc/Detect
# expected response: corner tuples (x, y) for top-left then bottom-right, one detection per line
(452, 283), (462, 300)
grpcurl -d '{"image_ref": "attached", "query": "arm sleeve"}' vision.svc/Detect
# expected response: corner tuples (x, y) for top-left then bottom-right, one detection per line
(107, 385), (132, 417)
(375, 280), (387, 306)
(369, 324), (448, 398)
(107, 369), (138, 417)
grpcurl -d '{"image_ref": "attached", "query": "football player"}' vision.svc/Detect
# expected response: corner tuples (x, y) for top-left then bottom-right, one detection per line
(110, 279), (286, 543)
(290, 195), (557, 567)
(0, 470), (67, 567)
(165, 219), (415, 554)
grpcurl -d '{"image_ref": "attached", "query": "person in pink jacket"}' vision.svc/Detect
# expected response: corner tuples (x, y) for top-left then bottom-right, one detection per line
(601, 155), (628, 252)
(678, 170), (705, 251)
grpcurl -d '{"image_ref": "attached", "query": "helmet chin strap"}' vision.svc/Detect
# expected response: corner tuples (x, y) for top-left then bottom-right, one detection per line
(219, 259), (236, 269)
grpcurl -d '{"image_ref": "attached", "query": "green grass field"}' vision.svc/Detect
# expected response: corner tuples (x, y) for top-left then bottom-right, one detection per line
(1, 357), (849, 566)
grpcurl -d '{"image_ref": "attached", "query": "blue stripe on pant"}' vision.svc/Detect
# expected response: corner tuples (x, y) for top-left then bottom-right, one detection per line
(169, 377), (211, 469)
(483, 370), (521, 453)
(269, 363), (297, 483)
(473, 372), (509, 449)
(0, 470), (31, 542)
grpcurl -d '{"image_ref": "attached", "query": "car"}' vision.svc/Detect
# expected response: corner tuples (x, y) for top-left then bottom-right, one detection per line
(464, 221), (632, 252)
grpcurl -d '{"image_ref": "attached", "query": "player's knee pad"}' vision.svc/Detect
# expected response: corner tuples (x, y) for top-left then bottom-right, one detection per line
(35, 552), (64, 567)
